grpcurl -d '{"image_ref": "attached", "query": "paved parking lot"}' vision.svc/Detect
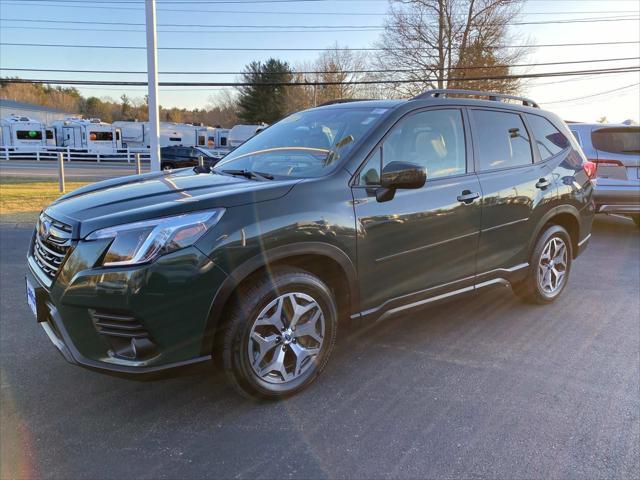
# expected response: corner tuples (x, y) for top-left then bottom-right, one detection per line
(1, 215), (638, 479)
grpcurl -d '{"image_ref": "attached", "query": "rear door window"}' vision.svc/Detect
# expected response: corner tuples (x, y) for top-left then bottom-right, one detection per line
(526, 114), (570, 161)
(592, 127), (640, 155)
(470, 110), (533, 171)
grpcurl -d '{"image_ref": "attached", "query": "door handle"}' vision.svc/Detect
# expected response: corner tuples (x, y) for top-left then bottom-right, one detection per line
(457, 190), (480, 204)
(535, 178), (551, 189)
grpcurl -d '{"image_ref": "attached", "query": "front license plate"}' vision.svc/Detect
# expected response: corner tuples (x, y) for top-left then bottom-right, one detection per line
(26, 278), (37, 319)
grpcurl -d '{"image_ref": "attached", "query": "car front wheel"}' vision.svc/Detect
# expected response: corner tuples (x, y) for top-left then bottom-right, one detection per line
(220, 267), (337, 400)
(513, 224), (573, 304)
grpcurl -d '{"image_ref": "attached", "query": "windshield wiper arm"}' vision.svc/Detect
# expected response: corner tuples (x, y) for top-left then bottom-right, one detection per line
(218, 169), (274, 180)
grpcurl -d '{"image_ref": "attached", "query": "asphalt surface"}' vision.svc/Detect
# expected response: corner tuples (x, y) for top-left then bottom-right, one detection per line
(1, 215), (638, 479)
(0, 160), (147, 180)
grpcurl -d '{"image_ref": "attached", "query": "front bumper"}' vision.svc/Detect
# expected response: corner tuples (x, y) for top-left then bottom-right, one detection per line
(27, 241), (228, 376)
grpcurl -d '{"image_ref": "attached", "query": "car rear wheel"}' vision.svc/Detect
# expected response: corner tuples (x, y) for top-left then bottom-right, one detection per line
(220, 267), (337, 400)
(513, 224), (573, 304)
(161, 162), (175, 171)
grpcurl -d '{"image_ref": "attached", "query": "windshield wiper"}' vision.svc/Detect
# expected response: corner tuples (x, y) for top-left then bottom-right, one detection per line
(218, 169), (275, 180)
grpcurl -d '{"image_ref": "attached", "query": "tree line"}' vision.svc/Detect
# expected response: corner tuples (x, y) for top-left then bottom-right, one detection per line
(2, 0), (527, 127)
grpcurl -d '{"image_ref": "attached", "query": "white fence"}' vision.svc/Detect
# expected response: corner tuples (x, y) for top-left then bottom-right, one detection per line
(0, 146), (151, 163)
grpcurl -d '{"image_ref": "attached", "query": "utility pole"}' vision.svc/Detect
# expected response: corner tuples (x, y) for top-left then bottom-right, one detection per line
(145, 0), (160, 172)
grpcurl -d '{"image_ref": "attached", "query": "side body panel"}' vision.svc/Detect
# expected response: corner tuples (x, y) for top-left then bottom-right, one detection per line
(470, 108), (558, 273)
(352, 175), (482, 311)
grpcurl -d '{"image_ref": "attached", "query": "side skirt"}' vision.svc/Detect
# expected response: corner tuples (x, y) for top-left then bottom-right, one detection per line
(353, 264), (528, 323)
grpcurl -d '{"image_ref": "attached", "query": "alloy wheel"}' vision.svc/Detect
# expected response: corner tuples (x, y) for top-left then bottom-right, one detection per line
(247, 292), (325, 384)
(537, 237), (568, 294)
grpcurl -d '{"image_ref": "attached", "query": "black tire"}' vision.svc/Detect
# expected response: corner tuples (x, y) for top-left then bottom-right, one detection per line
(513, 224), (573, 305)
(161, 162), (174, 171)
(220, 267), (337, 400)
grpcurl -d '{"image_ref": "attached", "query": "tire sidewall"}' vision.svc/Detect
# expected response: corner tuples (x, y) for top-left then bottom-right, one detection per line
(530, 225), (573, 302)
(229, 270), (337, 398)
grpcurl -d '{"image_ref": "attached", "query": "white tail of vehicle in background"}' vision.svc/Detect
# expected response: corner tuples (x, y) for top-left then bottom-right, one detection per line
(49, 118), (122, 153)
(0, 115), (50, 148)
(113, 121), (229, 150)
(228, 124), (268, 150)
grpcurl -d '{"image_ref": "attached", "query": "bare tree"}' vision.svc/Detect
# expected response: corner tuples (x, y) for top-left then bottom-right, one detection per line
(375, 0), (527, 97)
(286, 44), (375, 112)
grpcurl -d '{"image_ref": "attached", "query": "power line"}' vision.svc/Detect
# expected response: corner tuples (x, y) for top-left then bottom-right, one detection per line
(2, 15), (638, 28)
(3, 66), (638, 87)
(0, 25), (382, 33)
(2, 40), (639, 51)
(2, 57), (638, 76)
(3, 0), (349, 4)
(541, 83), (640, 104)
(9, 0), (640, 3)
(1, 0), (637, 15)
(0, 17), (380, 28)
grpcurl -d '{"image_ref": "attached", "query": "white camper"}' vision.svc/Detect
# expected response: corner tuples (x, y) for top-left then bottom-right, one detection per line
(228, 124), (267, 150)
(113, 121), (228, 149)
(50, 118), (122, 153)
(0, 115), (51, 149)
(200, 126), (229, 150)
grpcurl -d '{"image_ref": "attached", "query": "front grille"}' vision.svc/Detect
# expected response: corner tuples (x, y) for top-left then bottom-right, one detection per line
(90, 310), (151, 339)
(32, 213), (72, 280)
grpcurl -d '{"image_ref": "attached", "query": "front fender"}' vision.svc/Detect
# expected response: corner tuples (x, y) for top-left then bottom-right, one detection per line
(194, 173), (359, 356)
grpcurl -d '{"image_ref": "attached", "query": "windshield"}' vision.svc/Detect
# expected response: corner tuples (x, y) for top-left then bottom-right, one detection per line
(215, 107), (389, 178)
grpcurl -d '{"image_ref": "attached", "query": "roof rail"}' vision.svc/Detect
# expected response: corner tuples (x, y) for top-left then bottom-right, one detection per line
(317, 98), (375, 107)
(412, 89), (539, 109)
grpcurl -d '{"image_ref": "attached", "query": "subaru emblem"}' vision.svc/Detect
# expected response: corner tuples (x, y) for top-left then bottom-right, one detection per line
(40, 220), (52, 240)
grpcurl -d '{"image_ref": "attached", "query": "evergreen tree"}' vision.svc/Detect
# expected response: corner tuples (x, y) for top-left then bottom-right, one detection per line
(237, 59), (292, 124)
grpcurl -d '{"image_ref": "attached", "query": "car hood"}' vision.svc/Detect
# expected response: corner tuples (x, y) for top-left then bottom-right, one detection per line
(46, 168), (300, 238)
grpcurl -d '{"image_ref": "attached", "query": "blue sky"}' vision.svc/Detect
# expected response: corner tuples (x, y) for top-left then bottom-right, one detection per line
(0, 0), (638, 122)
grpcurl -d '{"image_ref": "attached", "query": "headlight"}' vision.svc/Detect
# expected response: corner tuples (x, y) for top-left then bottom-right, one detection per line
(86, 209), (224, 267)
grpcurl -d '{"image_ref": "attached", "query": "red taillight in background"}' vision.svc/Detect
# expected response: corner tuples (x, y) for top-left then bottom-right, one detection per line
(583, 160), (597, 179)
(592, 158), (624, 167)
(583, 158), (624, 179)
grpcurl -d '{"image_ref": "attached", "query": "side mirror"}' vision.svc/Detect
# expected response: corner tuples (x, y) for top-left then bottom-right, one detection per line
(376, 161), (426, 202)
(380, 161), (427, 190)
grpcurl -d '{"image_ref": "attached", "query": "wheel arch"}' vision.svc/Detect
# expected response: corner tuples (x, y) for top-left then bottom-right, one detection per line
(200, 242), (358, 357)
(530, 206), (581, 259)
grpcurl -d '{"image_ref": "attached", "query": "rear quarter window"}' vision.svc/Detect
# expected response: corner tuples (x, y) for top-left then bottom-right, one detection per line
(592, 127), (640, 155)
(526, 114), (570, 161)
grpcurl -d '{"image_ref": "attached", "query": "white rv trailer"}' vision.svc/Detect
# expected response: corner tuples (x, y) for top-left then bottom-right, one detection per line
(0, 115), (54, 149)
(112, 121), (228, 150)
(50, 118), (122, 153)
(228, 124), (268, 150)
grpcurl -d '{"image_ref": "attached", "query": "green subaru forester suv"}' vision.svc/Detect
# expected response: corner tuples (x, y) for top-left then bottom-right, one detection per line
(26, 90), (595, 399)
